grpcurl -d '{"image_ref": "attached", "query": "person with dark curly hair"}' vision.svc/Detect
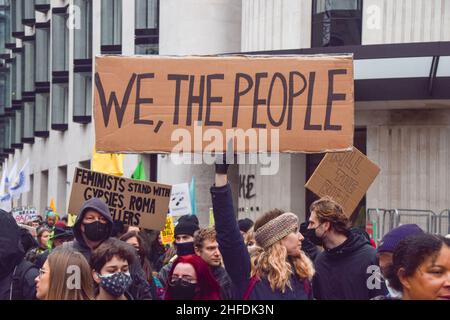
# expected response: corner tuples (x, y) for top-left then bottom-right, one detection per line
(386, 233), (450, 300)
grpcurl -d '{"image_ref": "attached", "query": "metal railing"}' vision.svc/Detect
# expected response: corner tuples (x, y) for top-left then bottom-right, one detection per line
(366, 208), (450, 244)
(438, 210), (450, 235)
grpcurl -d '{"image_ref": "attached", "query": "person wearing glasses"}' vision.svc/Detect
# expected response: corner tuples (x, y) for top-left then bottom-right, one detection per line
(35, 249), (94, 300)
(164, 254), (221, 300)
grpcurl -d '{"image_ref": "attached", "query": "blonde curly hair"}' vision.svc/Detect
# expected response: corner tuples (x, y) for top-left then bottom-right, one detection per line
(252, 209), (315, 293)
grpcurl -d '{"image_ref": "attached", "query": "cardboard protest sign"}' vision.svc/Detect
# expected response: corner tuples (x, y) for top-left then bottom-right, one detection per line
(12, 206), (38, 224)
(94, 55), (354, 153)
(68, 167), (172, 230)
(160, 215), (175, 245)
(169, 183), (192, 217)
(305, 147), (380, 217)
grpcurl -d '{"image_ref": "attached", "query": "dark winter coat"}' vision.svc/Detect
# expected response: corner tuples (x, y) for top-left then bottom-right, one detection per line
(0, 210), (39, 300)
(59, 198), (154, 300)
(312, 230), (388, 300)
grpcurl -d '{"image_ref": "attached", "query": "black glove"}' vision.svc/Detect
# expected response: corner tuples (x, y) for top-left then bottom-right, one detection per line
(215, 139), (235, 174)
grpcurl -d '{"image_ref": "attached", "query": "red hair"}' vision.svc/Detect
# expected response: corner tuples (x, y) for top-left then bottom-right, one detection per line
(164, 254), (221, 300)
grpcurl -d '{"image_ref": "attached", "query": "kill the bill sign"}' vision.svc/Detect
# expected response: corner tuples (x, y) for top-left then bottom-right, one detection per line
(93, 55), (355, 154)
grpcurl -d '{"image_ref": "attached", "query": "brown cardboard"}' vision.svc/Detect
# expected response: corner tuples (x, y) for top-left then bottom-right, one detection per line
(94, 55), (354, 153)
(68, 167), (172, 230)
(305, 147), (380, 217)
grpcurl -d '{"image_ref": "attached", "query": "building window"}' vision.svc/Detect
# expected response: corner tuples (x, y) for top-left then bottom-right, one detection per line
(35, 23), (50, 137)
(135, 0), (158, 55)
(11, 0), (24, 38)
(51, 6), (69, 131)
(22, 34), (35, 144)
(311, 0), (362, 47)
(101, 0), (122, 54)
(3, 116), (13, 153)
(35, 0), (50, 13)
(12, 108), (23, 149)
(0, 0), (12, 54)
(23, 0), (35, 25)
(73, 0), (92, 124)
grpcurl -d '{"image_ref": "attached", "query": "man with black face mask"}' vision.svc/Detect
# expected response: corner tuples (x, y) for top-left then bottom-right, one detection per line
(305, 196), (387, 300)
(58, 198), (153, 300)
(157, 215), (200, 288)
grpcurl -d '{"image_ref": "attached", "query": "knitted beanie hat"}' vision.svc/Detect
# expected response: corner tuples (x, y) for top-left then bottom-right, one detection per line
(255, 212), (299, 249)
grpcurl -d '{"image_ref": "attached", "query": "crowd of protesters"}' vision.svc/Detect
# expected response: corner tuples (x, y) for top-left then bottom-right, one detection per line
(0, 161), (449, 301)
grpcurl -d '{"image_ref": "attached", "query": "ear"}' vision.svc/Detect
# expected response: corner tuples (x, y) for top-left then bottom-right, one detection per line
(323, 221), (331, 232)
(194, 246), (201, 256)
(92, 270), (101, 284)
(398, 267), (411, 290)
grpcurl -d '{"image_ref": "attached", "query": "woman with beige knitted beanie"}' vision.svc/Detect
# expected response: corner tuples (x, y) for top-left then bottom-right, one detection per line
(211, 157), (315, 300)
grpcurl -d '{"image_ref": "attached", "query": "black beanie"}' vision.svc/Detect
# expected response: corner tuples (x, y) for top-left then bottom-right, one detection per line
(238, 218), (254, 233)
(177, 215), (199, 226)
(174, 222), (199, 237)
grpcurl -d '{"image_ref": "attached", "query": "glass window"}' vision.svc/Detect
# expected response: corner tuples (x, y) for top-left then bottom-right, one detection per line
(22, 36), (35, 143)
(35, 24), (50, 137)
(73, 0), (92, 124)
(51, 8), (69, 131)
(35, 27), (49, 82)
(101, 0), (122, 53)
(311, 0), (362, 47)
(52, 11), (69, 73)
(135, 0), (158, 29)
(23, 0), (35, 22)
(74, 0), (92, 60)
(11, 0), (23, 35)
(135, 0), (158, 55)
(34, 93), (49, 136)
(12, 108), (23, 147)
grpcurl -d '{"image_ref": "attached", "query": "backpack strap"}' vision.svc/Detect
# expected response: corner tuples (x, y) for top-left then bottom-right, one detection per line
(243, 275), (260, 300)
(11, 260), (36, 300)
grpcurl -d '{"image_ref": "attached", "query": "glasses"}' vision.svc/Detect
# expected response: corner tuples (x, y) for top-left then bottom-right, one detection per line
(169, 275), (197, 285)
(38, 268), (48, 278)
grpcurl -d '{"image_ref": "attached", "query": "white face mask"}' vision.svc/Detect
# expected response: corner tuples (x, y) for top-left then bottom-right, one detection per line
(385, 279), (402, 299)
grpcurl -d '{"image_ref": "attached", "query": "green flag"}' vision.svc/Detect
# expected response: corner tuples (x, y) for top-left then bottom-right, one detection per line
(131, 160), (147, 181)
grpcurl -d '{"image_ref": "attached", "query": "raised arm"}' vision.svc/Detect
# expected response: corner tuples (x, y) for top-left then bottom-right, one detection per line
(210, 161), (251, 299)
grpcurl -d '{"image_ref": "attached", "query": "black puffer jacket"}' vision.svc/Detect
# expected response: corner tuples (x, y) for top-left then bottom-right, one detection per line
(0, 210), (39, 300)
(312, 230), (388, 300)
(60, 198), (154, 300)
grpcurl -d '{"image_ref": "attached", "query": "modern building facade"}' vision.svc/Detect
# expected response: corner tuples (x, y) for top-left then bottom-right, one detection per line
(1, 0), (450, 231)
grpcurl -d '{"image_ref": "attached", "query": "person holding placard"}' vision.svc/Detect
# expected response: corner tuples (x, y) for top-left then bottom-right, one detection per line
(210, 159), (315, 300)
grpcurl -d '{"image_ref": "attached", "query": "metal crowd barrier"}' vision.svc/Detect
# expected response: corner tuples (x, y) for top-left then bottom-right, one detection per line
(366, 208), (450, 244)
(438, 210), (450, 235)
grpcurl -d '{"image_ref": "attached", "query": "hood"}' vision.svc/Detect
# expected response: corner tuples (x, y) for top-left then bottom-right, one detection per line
(0, 210), (24, 278)
(324, 229), (371, 259)
(73, 198), (113, 248)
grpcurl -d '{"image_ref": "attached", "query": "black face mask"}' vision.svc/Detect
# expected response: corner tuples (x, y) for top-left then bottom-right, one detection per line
(168, 278), (197, 300)
(175, 241), (195, 256)
(304, 224), (325, 246)
(83, 221), (110, 242)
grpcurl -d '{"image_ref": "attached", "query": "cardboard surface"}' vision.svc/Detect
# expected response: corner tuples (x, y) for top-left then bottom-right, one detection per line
(160, 215), (175, 245)
(169, 183), (192, 217)
(305, 147), (380, 217)
(68, 167), (172, 230)
(94, 55), (354, 153)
